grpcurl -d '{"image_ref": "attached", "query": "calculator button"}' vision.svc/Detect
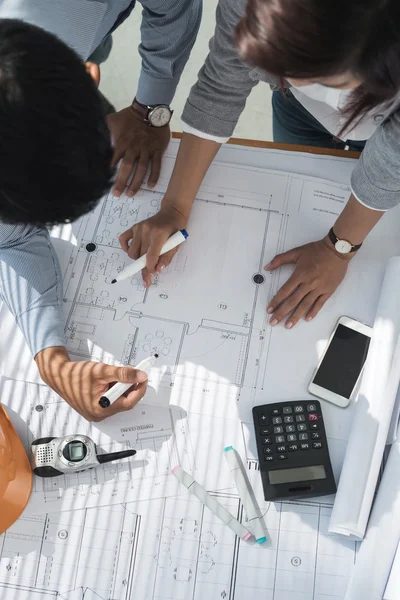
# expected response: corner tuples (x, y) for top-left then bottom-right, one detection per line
(264, 455), (274, 462)
(259, 414), (269, 426)
(274, 426), (284, 434)
(297, 424), (307, 432)
(299, 433), (309, 441)
(311, 432), (321, 440)
(283, 406), (293, 414)
(300, 443), (310, 450)
(295, 414), (306, 423)
(261, 427), (273, 435)
(309, 423), (319, 430)
(294, 405), (304, 413)
(308, 413), (319, 422)
(313, 442), (323, 449)
(287, 434), (297, 442)
(264, 446), (273, 454)
(288, 444), (298, 451)
(285, 425), (296, 433)
(284, 416), (294, 424)
(271, 408), (281, 416)
(272, 417), (283, 425)
(307, 404), (317, 412)
(277, 454), (288, 460)
(277, 445), (286, 452)
(262, 436), (273, 445)
(275, 435), (285, 444)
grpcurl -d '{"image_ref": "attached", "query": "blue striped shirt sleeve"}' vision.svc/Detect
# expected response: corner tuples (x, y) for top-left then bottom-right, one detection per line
(0, 223), (66, 358)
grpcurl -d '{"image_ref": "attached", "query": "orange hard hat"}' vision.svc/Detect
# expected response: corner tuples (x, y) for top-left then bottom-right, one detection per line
(0, 403), (32, 533)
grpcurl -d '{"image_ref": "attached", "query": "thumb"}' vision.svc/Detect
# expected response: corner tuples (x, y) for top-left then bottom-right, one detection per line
(106, 365), (148, 385)
(264, 248), (301, 271)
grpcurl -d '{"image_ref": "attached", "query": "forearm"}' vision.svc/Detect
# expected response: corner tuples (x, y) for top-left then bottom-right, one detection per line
(162, 133), (221, 218)
(35, 346), (70, 390)
(332, 194), (384, 246)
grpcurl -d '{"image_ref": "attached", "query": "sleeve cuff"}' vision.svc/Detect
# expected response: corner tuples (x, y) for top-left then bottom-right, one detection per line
(181, 122), (229, 144)
(182, 98), (238, 139)
(351, 159), (399, 211)
(136, 71), (179, 106)
(17, 304), (66, 358)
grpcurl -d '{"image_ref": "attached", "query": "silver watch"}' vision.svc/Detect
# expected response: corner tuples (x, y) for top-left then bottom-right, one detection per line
(132, 98), (173, 128)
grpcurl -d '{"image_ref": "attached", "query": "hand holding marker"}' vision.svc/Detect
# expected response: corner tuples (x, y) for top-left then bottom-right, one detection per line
(112, 229), (189, 284)
(99, 354), (158, 408)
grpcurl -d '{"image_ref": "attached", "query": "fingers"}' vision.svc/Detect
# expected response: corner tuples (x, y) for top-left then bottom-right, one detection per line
(267, 274), (300, 316)
(113, 156), (138, 197)
(118, 229), (132, 253)
(264, 248), (301, 271)
(148, 152), (162, 189)
(127, 229), (144, 260)
(269, 285), (308, 326)
(155, 248), (177, 273)
(283, 291), (320, 329)
(305, 294), (330, 321)
(127, 153), (149, 197)
(109, 381), (148, 414)
(103, 364), (148, 385)
(146, 237), (166, 274)
(141, 266), (153, 289)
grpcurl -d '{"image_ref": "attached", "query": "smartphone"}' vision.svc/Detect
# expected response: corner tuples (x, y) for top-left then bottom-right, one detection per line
(308, 316), (372, 408)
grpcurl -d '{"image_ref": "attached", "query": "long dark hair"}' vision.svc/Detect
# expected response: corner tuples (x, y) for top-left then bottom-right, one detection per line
(236, 0), (400, 133)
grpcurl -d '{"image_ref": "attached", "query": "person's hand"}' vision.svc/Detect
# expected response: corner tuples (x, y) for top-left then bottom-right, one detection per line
(265, 238), (352, 328)
(107, 107), (170, 197)
(119, 205), (187, 288)
(36, 347), (148, 422)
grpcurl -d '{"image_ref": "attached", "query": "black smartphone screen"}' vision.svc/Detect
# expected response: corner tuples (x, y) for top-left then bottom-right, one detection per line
(312, 324), (371, 399)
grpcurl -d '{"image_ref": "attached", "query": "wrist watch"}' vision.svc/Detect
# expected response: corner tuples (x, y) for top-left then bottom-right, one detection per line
(328, 227), (363, 254)
(131, 98), (173, 128)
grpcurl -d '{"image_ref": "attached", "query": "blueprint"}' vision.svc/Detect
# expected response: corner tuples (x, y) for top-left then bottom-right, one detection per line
(0, 494), (357, 600)
(2, 148), (400, 597)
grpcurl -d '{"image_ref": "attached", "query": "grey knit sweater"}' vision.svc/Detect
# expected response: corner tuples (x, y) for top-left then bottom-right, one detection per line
(182, 0), (400, 211)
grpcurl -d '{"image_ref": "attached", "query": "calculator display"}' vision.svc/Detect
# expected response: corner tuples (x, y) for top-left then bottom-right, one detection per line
(268, 465), (326, 485)
(312, 324), (370, 398)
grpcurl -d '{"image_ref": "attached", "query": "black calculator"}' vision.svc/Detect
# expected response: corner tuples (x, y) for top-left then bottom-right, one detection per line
(253, 400), (336, 501)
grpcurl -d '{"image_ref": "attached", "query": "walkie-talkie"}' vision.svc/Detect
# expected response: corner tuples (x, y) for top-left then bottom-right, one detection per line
(30, 434), (136, 477)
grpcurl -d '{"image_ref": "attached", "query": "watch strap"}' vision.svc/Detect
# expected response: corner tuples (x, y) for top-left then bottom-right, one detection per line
(131, 98), (150, 122)
(328, 228), (362, 252)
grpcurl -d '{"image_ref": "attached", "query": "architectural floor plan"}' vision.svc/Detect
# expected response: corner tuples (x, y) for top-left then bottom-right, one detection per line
(3, 146), (400, 598)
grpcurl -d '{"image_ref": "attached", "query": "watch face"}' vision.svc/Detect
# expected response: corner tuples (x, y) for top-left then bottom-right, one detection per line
(335, 239), (352, 254)
(149, 106), (171, 127)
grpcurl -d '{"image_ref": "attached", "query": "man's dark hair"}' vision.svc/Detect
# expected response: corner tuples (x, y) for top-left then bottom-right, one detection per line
(236, 0), (400, 134)
(0, 19), (114, 227)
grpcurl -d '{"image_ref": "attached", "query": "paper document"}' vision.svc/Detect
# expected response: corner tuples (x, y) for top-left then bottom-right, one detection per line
(0, 495), (357, 600)
(330, 257), (400, 540)
(344, 420), (400, 600)
(384, 541), (400, 600)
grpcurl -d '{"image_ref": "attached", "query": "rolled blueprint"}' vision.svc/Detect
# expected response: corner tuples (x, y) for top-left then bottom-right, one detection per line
(384, 541), (400, 600)
(344, 420), (400, 600)
(330, 257), (400, 539)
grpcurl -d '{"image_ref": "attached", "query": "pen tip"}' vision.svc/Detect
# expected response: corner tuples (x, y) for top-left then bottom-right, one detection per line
(154, 353), (159, 358)
(111, 279), (117, 284)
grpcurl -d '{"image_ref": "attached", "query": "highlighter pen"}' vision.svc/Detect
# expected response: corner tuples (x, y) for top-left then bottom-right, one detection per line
(172, 466), (252, 542)
(224, 446), (268, 544)
(99, 354), (158, 408)
(111, 229), (188, 283)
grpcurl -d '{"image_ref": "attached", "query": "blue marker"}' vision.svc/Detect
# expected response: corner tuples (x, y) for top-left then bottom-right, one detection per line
(224, 446), (269, 544)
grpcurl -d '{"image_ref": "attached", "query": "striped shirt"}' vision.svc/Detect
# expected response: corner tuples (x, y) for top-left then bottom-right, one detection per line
(0, 0), (202, 356)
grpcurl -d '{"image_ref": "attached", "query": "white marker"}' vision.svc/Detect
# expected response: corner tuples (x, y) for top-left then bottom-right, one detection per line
(224, 446), (268, 544)
(111, 229), (189, 283)
(172, 466), (252, 542)
(99, 354), (158, 408)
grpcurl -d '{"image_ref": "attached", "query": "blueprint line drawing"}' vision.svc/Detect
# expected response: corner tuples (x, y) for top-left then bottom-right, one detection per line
(0, 494), (357, 600)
